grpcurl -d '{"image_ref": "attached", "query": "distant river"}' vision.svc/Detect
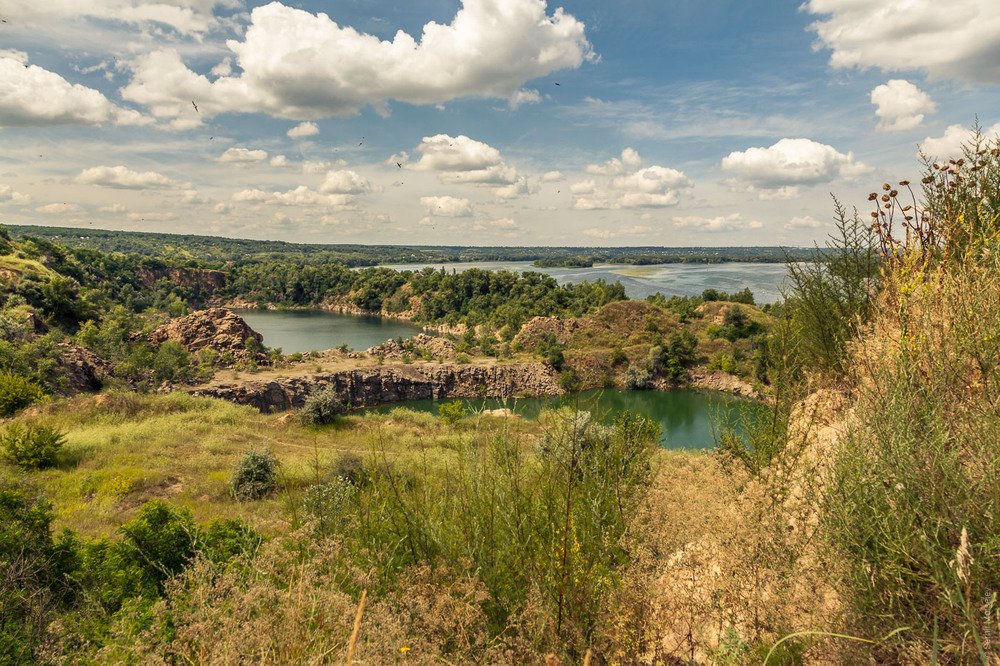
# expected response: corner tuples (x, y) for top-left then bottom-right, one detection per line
(233, 309), (428, 354)
(382, 261), (789, 304)
(365, 387), (763, 451)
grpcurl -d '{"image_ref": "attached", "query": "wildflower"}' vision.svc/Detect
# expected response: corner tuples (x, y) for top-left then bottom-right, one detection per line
(401, 646), (410, 653)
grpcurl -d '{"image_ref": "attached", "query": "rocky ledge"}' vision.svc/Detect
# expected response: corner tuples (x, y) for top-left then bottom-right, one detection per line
(189, 362), (561, 413)
(150, 307), (268, 366)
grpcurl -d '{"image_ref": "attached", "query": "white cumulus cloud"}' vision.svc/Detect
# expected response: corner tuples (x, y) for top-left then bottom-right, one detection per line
(920, 122), (1000, 159)
(121, 0), (595, 123)
(412, 134), (519, 185)
(74, 165), (177, 189)
(287, 121), (319, 139)
(0, 58), (147, 127)
(2, 0), (224, 36)
(319, 170), (373, 195)
(785, 215), (824, 230)
(233, 186), (354, 208)
(573, 149), (691, 210)
(721, 138), (872, 190)
(420, 195), (473, 217)
(673, 214), (762, 233)
(870, 79), (936, 132)
(0, 185), (31, 205)
(36, 202), (81, 214)
(217, 147), (268, 164)
(804, 0), (1000, 83)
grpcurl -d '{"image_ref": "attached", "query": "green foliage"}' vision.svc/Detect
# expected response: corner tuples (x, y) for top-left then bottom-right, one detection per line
(153, 340), (191, 384)
(303, 477), (355, 537)
(200, 518), (263, 563)
(558, 368), (580, 391)
(609, 347), (627, 366)
(782, 199), (881, 376)
(437, 400), (468, 426)
(230, 447), (280, 501)
(825, 253), (1000, 659)
(0, 371), (47, 418)
(535, 333), (565, 370)
(623, 365), (652, 390)
(345, 408), (658, 653)
(0, 487), (78, 663)
(646, 330), (698, 381)
(0, 370), (47, 417)
(79, 501), (261, 613)
(0, 423), (66, 469)
(300, 383), (346, 426)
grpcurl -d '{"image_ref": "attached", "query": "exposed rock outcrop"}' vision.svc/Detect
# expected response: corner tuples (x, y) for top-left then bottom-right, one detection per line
(366, 333), (457, 360)
(688, 368), (759, 399)
(55, 342), (113, 395)
(189, 362), (560, 413)
(150, 308), (268, 366)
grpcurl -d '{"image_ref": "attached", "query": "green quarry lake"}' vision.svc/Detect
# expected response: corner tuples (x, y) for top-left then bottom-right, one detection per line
(234, 309), (429, 354)
(363, 388), (763, 451)
(235, 260), (776, 450)
(235, 309), (764, 451)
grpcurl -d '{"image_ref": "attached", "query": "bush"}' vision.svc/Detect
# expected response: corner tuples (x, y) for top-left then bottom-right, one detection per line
(300, 384), (345, 426)
(0, 423), (66, 469)
(0, 370), (47, 417)
(0, 487), (79, 662)
(303, 477), (355, 536)
(330, 452), (368, 486)
(230, 447), (280, 500)
(782, 198), (881, 376)
(438, 400), (468, 426)
(623, 365), (652, 390)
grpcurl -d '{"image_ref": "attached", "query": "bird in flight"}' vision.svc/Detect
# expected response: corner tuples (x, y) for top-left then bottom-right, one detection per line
(191, 101), (199, 112)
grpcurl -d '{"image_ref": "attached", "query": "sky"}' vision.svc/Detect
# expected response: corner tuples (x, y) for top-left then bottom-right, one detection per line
(1, 0), (999, 247)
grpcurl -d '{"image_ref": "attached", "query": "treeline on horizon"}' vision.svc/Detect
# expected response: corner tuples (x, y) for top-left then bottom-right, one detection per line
(5, 225), (813, 266)
(0, 228), (629, 336)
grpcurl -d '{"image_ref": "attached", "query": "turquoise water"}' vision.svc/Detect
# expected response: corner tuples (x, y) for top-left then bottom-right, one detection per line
(233, 309), (429, 354)
(363, 387), (763, 451)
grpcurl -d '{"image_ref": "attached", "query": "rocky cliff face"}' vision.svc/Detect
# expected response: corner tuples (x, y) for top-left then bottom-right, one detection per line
(150, 308), (268, 366)
(55, 342), (113, 395)
(189, 362), (560, 413)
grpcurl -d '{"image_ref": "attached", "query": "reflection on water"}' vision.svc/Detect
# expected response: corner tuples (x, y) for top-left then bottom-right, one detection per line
(233, 309), (429, 354)
(364, 387), (764, 451)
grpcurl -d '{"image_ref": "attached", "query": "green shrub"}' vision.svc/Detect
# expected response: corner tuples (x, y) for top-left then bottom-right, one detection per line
(153, 340), (191, 384)
(782, 198), (880, 376)
(201, 517), (263, 563)
(303, 477), (355, 536)
(623, 365), (652, 390)
(230, 447), (280, 500)
(331, 452), (367, 485)
(438, 400), (468, 426)
(0, 488), (79, 662)
(455, 352), (471, 364)
(558, 368), (580, 391)
(300, 383), (345, 426)
(0, 370), (47, 417)
(0, 423), (66, 469)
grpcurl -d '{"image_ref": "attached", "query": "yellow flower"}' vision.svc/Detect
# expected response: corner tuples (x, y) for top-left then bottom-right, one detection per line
(401, 647), (410, 653)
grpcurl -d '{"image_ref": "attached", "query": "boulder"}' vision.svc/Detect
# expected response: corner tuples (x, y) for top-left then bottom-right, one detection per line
(150, 308), (268, 365)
